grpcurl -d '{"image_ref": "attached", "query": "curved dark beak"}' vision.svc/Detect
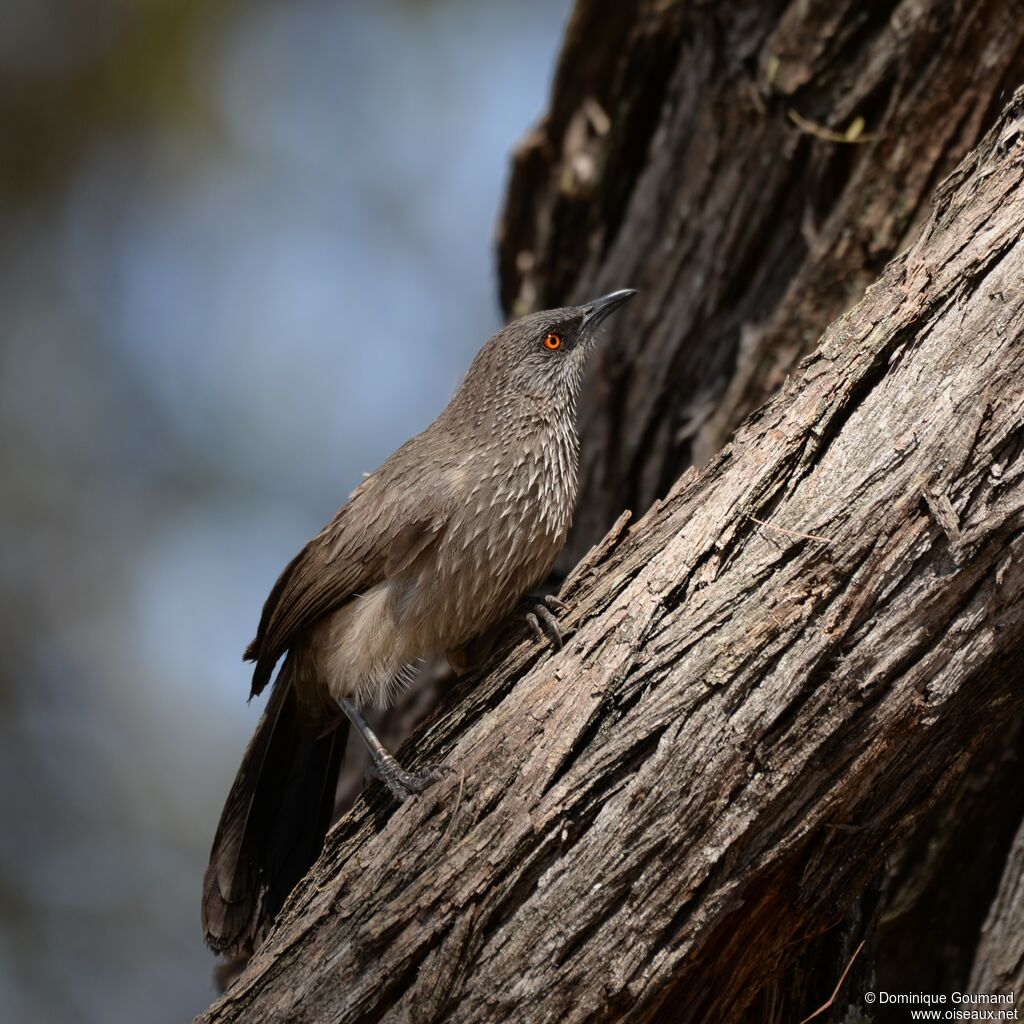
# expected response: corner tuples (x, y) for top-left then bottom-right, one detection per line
(580, 289), (637, 332)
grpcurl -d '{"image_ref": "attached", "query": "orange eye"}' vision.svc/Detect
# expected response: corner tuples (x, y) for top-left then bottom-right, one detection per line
(543, 333), (562, 350)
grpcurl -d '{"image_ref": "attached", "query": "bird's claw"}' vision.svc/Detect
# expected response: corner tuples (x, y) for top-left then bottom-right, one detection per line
(366, 758), (448, 803)
(521, 594), (567, 651)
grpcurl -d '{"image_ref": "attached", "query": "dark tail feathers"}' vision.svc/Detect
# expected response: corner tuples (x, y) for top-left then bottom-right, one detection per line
(202, 661), (346, 960)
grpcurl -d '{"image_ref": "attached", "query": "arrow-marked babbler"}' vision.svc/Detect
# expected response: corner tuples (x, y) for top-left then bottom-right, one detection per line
(202, 289), (637, 959)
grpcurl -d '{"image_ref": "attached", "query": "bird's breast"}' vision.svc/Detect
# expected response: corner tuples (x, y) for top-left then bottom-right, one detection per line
(405, 426), (578, 651)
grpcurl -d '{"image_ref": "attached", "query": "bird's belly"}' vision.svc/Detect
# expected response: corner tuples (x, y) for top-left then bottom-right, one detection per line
(297, 582), (411, 711)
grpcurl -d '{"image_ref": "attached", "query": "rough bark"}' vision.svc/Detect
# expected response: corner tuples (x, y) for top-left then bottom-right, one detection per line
(499, 0), (1024, 569)
(497, 2), (1024, 1012)
(197, 88), (1024, 1024)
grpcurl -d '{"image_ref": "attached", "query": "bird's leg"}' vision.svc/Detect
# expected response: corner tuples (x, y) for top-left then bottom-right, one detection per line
(518, 594), (568, 651)
(338, 698), (445, 803)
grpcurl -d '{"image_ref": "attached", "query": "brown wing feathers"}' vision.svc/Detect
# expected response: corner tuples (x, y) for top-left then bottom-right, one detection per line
(244, 472), (449, 698)
(205, 463), (452, 956)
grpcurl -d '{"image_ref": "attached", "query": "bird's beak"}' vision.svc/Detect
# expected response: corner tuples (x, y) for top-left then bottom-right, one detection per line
(580, 289), (637, 333)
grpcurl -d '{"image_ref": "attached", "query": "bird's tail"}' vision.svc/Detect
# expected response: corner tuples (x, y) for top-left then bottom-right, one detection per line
(201, 658), (347, 960)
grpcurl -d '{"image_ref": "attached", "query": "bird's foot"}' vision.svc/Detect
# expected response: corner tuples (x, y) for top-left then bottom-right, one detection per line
(366, 753), (447, 803)
(519, 594), (568, 651)
(339, 696), (448, 803)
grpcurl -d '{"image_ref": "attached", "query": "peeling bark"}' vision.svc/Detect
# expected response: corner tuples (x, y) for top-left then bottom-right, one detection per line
(197, 87), (1024, 1024)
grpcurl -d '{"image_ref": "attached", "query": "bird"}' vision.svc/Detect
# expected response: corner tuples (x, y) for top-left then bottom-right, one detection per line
(201, 289), (636, 960)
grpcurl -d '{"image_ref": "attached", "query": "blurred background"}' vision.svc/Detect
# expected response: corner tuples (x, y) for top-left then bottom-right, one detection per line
(0, 1), (571, 1020)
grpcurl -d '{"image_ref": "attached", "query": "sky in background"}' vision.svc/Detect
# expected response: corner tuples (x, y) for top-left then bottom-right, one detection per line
(0, 1), (572, 1020)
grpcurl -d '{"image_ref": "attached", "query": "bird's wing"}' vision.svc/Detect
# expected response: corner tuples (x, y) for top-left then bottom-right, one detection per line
(244, 462), (449, 697)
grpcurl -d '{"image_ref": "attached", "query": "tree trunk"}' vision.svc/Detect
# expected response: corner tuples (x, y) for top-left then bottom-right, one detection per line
(499, 0), (1024, 568)
(197, 82), (1024, 1024)
(497, 1), (1024, 1014)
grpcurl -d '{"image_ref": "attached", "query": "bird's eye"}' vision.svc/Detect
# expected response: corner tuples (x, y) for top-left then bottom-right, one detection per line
(542, 333), (562, 351)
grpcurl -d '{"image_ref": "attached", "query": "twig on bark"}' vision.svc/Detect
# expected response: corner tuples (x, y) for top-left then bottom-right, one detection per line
(746, 515), (832, 545)
(796, 940), (865, 1024)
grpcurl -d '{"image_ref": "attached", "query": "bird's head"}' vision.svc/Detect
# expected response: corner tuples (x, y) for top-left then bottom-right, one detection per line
(455, 290), (637, 412)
